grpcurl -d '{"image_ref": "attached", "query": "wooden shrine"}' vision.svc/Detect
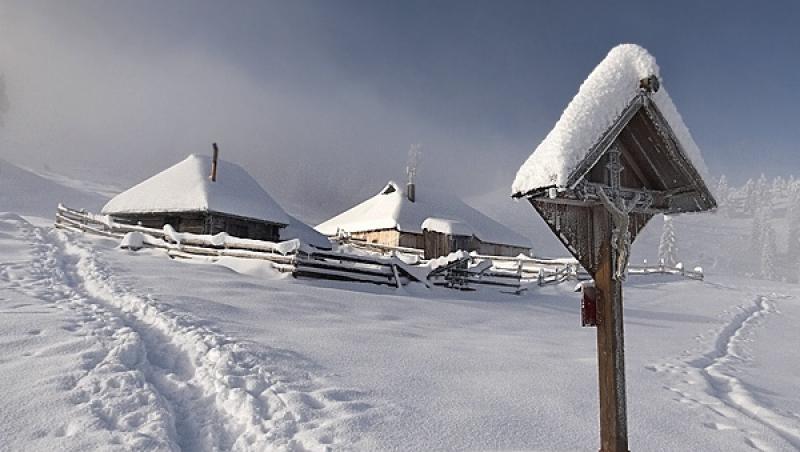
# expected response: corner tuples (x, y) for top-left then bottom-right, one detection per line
(513, 73), (716, 451)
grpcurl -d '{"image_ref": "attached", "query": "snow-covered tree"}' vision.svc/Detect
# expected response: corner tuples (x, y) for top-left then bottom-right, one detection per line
(761, 225), (777, 280)
(749, 209), (764, 269)
(715, 175), (729, 213)
(658, 215), (678, 268)
(742, 178), (756, 216)
(715, 174), (728, 197)
(755, 173), (769, 207)
(788, 185), (800, 261)
(772, 176), (785, 197)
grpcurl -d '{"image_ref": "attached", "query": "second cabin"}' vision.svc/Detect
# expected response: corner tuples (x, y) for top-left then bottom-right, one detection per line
(315, 181), (532, 259)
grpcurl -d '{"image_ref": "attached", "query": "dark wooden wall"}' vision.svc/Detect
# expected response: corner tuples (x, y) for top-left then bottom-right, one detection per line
(110, 212), (283, 242)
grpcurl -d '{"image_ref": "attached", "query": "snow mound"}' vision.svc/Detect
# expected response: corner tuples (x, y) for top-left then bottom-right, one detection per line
(280, 214), (332, 250)
(119, 231), (145, 250)
(512, 44), (710, 195)
(421, 217), (475, 236)
(102, 154), (292, 226)
(213, 256), (283, 279)
(162, 224), (301, 255)
(316, 181), (531, 248)
(427, 250), (470, 270)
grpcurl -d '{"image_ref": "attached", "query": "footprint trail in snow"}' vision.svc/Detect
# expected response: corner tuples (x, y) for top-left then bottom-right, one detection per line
(647, 293), (800, 451)
(1, 214), (379, 451)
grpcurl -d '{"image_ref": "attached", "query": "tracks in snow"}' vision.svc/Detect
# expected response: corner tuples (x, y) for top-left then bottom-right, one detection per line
(648, 294), (800, 451)
(4, 215), (377, 451)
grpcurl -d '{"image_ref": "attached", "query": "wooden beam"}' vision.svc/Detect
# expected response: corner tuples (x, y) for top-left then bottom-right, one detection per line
(642, 101), (716, 210)
(617, 141), (650, 190)
(625, 122), (670, 188)
(593, 207), (629, 452)
(567, 95), (645, 189)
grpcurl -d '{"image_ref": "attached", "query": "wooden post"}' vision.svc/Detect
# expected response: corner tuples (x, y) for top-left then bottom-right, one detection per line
(210, 143), (219, 182)
(594, 226), (629, 452)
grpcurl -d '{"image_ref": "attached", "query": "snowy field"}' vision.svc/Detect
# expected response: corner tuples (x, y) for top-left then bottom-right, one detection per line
(1, 163), (799, 451)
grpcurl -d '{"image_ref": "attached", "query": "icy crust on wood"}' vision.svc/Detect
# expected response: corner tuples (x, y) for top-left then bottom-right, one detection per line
(162, 224), (301, 255)
(316, 181), (531, 248)
(512, 44), (710, 196)
(102, 154), (292, 226)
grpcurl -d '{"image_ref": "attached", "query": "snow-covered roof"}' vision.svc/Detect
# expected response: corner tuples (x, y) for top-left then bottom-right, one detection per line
(281, 214), (332, 250)
(512, 44), (710, 196)
(102, 154), (292, 225)
(316, 181), (531, 248)
(421, 218), (475, 237)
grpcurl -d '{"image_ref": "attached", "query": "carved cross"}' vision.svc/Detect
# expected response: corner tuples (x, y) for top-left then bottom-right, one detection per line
(596, 146), (651, 280)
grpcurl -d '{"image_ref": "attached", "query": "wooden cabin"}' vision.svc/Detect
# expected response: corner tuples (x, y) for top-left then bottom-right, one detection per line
(102, 153), (293, 242)
(316, 181), (532, 259)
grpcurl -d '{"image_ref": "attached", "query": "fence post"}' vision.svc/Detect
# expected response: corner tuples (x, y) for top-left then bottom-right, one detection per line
(391, 263), (402, 288)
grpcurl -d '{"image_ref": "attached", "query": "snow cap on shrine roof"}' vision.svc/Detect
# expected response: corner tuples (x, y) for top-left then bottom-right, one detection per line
(512, 44), (710, 197)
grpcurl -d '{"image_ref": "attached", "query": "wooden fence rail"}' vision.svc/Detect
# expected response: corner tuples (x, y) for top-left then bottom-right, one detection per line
(55, 205), (421, 287)
(55, 205), (702, 291)
(335, 234), (704, 286)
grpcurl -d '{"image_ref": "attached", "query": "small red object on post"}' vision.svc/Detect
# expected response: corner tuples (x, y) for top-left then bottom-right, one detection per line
(579, 282), (598, 327)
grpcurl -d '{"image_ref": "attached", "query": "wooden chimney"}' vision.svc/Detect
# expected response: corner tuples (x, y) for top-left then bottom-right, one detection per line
(210, 143), (219, 182)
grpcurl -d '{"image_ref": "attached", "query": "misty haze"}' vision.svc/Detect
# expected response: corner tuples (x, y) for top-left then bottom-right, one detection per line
(1, 1), (799, 451)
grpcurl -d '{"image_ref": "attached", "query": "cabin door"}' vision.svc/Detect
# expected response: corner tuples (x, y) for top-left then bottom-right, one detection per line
(423, 230), (476, 259)
(423, 229), (448, 260)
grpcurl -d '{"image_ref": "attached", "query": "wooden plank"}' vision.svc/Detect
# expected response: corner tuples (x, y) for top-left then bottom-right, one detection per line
(295, 259), (394, 278)
(293, 267), (397, 286)
(593, 207), (629, 452)
(55, 215), (122, 239)
(301, 249), (395, 266)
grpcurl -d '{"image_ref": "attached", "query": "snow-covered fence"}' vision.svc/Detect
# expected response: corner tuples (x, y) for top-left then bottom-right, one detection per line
(334, 237), (424, 257)
(55, 205), (703, 290)
(56, 204), (296, 265)
(55, 205), (422, 287)
(340, 237), (704, 285)
(627, 263), (704, 280)
(294, 247), (424, 287)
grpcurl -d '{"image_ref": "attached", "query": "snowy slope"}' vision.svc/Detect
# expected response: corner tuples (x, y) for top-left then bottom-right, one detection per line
(316, 181), (531, 248)
(2, 214), (798, 451)
(0, 159), (107, 218)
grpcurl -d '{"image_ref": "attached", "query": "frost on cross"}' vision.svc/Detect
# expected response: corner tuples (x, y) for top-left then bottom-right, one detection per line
(512, 44), (716, 277)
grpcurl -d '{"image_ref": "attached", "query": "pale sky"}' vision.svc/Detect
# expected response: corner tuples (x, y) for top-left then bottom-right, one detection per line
(1, 0), (798, 221)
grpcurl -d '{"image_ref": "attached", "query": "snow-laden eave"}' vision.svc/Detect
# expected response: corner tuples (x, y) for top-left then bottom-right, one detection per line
(511, 44), (712, 199)
(642, 95), (717, 212)
(513, 92), (717, 213)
